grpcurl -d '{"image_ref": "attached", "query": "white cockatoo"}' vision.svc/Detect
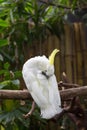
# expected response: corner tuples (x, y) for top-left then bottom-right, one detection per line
(22, 49), (62, 119)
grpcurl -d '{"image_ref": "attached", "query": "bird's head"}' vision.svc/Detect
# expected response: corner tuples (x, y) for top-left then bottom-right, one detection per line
(22, 49), (59, 80)
(41, 49), (59, 79)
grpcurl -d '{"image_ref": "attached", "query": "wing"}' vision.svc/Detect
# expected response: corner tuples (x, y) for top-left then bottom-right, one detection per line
(22, 70), (49, 109)
(48, 75), (61, 107)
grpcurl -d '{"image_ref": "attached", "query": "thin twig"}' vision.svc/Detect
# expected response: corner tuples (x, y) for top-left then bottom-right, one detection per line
(39, 0), (74, 9)
(58, 81), (80, 88)
(23, 101), (35, 118)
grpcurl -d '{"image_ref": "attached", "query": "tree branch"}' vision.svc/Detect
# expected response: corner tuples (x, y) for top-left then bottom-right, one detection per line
(58, 82), (80, 88)
(39, 0), (72, 9)
(0, 89), (32, 100)
(0, 86), (87, 100)
(61, 86), (87, 100)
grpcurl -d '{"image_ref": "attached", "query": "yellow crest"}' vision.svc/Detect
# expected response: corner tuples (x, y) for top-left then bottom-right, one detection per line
(49, 49), (59, 65)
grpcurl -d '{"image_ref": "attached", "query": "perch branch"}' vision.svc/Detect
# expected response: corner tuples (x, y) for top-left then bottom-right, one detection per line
(61, 86), (87, 100)
(0, 86), (87, 100)
(0, 89), (32, 100)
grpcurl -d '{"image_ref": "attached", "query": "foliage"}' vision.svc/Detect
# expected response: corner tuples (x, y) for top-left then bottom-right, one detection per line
(0, 100), (47, 130)
(0, 61), (47, 130)
(0, 1), (48, 128)
(0, 0), (87, 64)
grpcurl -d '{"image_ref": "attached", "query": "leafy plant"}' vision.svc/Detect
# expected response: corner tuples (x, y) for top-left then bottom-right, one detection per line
(0, 60), (47, 130)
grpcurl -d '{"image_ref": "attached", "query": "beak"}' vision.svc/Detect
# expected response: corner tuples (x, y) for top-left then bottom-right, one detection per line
(49, 49), (59, 65)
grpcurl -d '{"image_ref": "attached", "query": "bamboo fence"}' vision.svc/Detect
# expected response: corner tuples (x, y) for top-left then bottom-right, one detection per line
(23, 22), (87, 86)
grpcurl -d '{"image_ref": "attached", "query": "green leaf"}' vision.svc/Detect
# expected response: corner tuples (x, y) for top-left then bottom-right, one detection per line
(0, 84), (5, 89)
(4, 62), (10, 70)
(0, 80), (20, 90)
(14, 71), (22, 78)
(0, 39), (8, 47)
(0, 54), (3, 61)
(0, 19), (9, 27)
(11, 79), (20, 86)
(4, 100), (16, 112)
(0, 70), (6, 75)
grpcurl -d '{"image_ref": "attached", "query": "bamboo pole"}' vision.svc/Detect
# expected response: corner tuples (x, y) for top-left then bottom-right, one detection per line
(53, 35), (60, 81)
(0, 86), (87, 100)
(64, 24), (73, 82)
(74, 23), (83, 85)
(71, 24), (77, 83)
(79, 23), (87, 85)
(60, 35), (66, 78)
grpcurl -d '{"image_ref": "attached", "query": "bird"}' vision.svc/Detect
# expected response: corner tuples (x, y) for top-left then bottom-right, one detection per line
(22, 49), (62, 119)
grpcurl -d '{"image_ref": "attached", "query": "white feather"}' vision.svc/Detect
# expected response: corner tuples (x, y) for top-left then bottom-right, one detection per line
(22, 55), (62, 119)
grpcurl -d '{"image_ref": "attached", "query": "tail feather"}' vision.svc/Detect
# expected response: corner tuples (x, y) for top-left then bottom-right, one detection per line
(41, 105), (62, 119)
